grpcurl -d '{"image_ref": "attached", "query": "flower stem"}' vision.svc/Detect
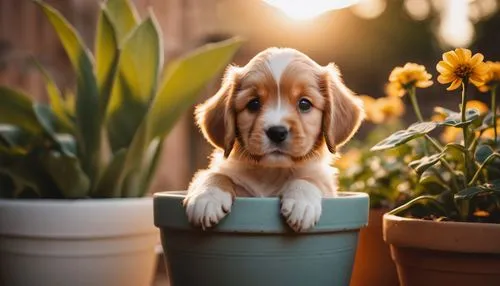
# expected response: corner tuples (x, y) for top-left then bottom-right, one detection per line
(469, 153), (500, 186)
(492, 85), (498, 145)
(409, 86), (425, 122)
(461, 82), (468, 143)
(461, 81), (471, 182)
(409, 86), (429, 155)
(424, 135), (461, 191)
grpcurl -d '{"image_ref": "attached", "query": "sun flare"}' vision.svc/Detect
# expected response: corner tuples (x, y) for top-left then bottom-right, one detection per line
(263, 0), (359, 20)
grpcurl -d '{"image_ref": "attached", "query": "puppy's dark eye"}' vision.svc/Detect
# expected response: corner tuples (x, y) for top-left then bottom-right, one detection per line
(298, 98), (312, 113)
(246, 98), (261, 112)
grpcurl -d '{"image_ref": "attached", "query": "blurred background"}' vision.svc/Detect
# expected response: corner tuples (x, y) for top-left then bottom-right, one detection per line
(1, 0), (500, 193)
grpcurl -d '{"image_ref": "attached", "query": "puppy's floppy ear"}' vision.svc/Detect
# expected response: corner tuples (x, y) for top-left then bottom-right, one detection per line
(195, 66), (240, 157)
(320, 63), (365, 153)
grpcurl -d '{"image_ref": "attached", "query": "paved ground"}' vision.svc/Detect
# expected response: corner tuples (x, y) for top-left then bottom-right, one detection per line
(152, 255), (169, 286)
(153, 272), (169, 286)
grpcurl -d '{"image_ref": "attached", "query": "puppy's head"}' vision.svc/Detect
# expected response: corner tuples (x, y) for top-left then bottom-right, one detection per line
(196, 47), (364, 167)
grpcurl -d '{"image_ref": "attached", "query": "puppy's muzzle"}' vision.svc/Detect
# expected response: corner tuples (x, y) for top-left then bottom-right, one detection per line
(266, 125), (288, 144)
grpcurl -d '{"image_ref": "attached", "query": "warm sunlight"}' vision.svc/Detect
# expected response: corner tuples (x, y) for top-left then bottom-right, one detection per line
(263, 0), (359, 20)
(438, 0), (474, 47)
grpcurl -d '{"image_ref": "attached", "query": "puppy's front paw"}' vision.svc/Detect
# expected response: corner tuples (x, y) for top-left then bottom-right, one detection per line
(281, 180), (322, 232)
(183, 187), (233, 230)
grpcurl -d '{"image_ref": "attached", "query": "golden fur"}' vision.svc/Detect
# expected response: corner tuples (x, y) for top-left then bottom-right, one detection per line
(184, 47), (364, 231)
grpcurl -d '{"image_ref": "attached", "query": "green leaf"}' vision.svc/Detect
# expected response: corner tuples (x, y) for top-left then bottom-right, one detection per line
(475, 145), (494, 164)
(455, 185), (496, 201)
(477, 112), (497, 132)
(371, 122), (438, 151)
(0, 125), (29, 148)
(419, 170), (450, 192)
(443, 143), (467, 155)
(33, 104), (75, 156)
(41, 151), (90, 198)
(92, 148), (127, 197)
(390, 195), (449, 218)
(433, 106), (455, 119)
(119, 121), (148, 197)
(138, 137), (163, 196)
(485, 179), (500, 192)
(106, 15), (162, 152)
(148, 37), (244, 140)
(454, 180), (500, 222)
(0, 147), (61, 198)
(0, 86), (42, 135)
(36, 1), (101, 181)
(95, 8), (119, 118)
(409, 153), (444, 176)
(454, 186), (491, 220)
(54, 133), (78, 156)
(63, 89), (76, 118)
(440, 108), (480, 127)
(33, 103), (57, 136)
(32, 60), (74, 133)
(103, 0), (139, 43)
(120, 37), (243, 197)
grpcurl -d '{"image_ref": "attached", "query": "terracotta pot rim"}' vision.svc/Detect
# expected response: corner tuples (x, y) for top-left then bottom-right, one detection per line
(383, 213), (500, 254)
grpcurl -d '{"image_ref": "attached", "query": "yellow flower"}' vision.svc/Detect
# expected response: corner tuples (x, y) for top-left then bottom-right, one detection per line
(360, 95), (384, 123)
(436, 48), (489, 91)
(483, 127), (500, 139)
(441, 126), (462, 143)
(376, 96), (405, 119)
(478, 61), (500, 92)
(473, 210), (490, 217)
(431, 114), (446, 123)
(385, 82), (405, 98)
(388, 63), (433, 96)
(482, 119), (500, 139)
(336, 149), (362, 170)
(359, 95), (405, 124)
(466, 100), (489, 116)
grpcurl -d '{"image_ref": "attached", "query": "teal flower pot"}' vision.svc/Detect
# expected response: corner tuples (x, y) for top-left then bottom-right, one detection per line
(154, 191), (369, 286)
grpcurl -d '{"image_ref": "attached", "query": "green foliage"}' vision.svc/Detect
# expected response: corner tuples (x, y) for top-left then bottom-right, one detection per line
(370, 122), (437, 151)
(373, 92), (500, 223)
(338, 120), (422, 209)
(0, 0), (243, 199)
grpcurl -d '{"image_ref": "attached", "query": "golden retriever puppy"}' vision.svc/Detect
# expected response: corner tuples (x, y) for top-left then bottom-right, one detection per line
(184, 47), (364, 232)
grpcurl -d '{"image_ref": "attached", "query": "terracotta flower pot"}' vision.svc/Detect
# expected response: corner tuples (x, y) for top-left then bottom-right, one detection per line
(383, 213), (500, 286)
(350, 208), (398, 286)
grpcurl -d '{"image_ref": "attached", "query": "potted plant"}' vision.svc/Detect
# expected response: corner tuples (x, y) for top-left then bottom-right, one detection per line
(0, 0), (242, 285)
(371, 49), (500, 286)
(338, 94), (422, 286)
(154, 191), (369, 286)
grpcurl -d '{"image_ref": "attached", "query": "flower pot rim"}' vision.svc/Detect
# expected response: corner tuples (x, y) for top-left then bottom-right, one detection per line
(0, 196), (152, 205)
(0, 197), (156, 238)
(383, 213), (500, 254)
(155, 190), (368, 200)
(154, 191), (369, 234)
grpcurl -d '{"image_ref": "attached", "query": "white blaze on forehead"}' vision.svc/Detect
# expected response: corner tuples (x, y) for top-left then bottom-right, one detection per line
(266, 51), (295, 83)
(266, 50), (295, 112)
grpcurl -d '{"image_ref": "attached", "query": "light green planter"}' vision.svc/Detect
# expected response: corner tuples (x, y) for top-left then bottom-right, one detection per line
(154, 191), (369, 286)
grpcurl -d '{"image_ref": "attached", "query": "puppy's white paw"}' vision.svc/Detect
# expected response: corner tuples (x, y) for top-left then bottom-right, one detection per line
(183, 187), (233, 230)
(281, 180), (322, 232)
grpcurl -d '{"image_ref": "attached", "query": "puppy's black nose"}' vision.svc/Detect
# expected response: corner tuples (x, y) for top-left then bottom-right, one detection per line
(266, 126), (288, 144)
